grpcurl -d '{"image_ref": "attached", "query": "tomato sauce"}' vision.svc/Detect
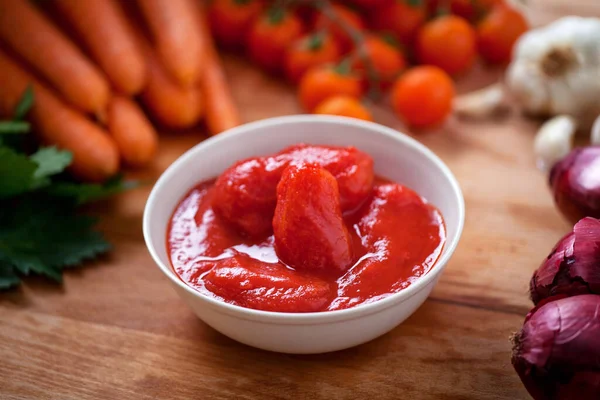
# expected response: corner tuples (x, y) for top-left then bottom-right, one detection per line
(167, 145), (445, 313)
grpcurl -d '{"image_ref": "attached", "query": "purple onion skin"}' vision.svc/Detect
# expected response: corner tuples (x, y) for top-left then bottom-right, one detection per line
(530, 217), (600, 305)
(512, 295), (600, 400)
(550, 146), (600, 224)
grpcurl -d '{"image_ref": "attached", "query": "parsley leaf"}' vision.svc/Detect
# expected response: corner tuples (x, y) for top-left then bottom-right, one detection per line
(48, 174), (139, 204)
(0, 263), (21, 290)
(0, 147), (37, 199)
(0, 121), (30, 134)
(0, 87), (136, 290)
(0, 195), (111, 284)
(13, 85), (34, 121)
(29, 147), (73, 189)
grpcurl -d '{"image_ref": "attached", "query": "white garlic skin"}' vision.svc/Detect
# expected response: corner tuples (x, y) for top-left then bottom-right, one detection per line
(507, 17), (600, 127)
(592, 115), (600, 145)
(534, 115), (577, 172)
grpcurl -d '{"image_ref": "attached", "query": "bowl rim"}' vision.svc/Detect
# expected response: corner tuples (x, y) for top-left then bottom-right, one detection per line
(143, 115), (465, 325)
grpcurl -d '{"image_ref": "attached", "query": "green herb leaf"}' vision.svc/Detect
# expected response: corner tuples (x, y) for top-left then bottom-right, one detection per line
(0, 263), (20, 290)
(30, 147), (73, 187)
(13, 85), (34, 121)
(47, 174), (139, 204)
(0, 147), (37, 199)
(0, 121), (31, 134)
(0, 195), (111, 285)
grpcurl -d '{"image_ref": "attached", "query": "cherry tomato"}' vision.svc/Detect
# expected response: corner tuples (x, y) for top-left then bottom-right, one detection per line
(353, 35), (406, 88)
(298, 64), (364, 111)
(369, 0), (427, 45)
(314, 4), (365, 52)
(416, 15), (477, 75)
(477, 4), (528, 64)
(314, 95), (373, 121)
(450, 0), (502, 22)
(208, 0), (263, 48)
(284, 33), (341, 83)
(391, 66), (455, 129)
(247, 8), (303, 72)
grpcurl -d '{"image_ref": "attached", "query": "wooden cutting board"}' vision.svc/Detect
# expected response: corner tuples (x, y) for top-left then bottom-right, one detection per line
(1, 1), (598, 399)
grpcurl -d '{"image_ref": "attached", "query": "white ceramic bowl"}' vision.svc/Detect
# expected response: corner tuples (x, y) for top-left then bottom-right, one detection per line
(144, 115), (464, 354)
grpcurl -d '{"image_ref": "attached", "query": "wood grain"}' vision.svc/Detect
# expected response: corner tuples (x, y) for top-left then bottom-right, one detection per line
(1, 1), (598, 399)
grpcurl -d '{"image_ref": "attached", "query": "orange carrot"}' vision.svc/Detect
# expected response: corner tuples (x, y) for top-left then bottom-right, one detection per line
(196, 5), (241, 135)
(122, 5), (204, 129)
(106, 96), (158, 167)
(140, 47), (205, 129)
(137, 0), (204, 87)
(0, 49), (119, 182)
(0, 0), (110, 115)
(52, 0), (147, 95)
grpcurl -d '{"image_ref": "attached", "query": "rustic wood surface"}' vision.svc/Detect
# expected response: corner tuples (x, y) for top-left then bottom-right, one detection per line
(1, 1), (598, 399)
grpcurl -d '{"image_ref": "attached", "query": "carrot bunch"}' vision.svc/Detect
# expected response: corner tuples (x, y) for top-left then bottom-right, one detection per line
(0, 0), (241, 182)
(207, 0), (528, 130)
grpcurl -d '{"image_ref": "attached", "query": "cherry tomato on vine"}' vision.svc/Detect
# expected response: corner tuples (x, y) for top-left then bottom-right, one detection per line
(391, 66), (455, 129)
(416, 15), (477, 75)
(369, 0), (427, 46)
(314, 95), (373, 121)
(247, 8), (303, 72)
(352, 35), (406, 88)
(314, 4), (365, 52)
(208, 0), (264, 48)
(298, 63), (364, 111)
(477, 4), (528, 64)
(284, 33), (341, 83)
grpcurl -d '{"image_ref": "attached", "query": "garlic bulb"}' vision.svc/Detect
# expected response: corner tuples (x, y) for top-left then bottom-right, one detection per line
(534, 115), (577, 172)
(506, 17), (600, 127)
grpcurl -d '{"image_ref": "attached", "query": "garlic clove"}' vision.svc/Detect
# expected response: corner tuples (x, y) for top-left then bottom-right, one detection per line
(453, 84), (507, 119)
(592, 115), (600, 145)
(534, 115), (577, 172)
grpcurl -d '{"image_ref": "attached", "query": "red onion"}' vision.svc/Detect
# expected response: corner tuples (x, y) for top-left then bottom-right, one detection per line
(512, 294), (600, 400)
(530, 217), (600, 305)
(549, 146), (600, 224)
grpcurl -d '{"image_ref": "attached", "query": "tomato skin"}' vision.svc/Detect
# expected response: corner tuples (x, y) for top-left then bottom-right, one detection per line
(247, 10), (304, 72)
(391, 65), (455, 129)
(416, 15), (477, 75)
(298, 65), (364, 112)
(314, 95), (373, 121)
(369, 0), (427, 46)
(477, 4), (528, 64)
(352, 35), (406, 88)
(208, 0), (263, 48)
(273, 164), (353, 274)
(314, 4), (365, 52)
(284, 33), (341, 84)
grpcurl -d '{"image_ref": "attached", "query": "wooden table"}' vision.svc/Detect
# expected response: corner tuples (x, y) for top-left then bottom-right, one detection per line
(2, 1), (599, 399)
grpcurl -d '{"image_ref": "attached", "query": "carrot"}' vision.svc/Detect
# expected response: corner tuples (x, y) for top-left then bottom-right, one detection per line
(0, 0), (110, 115)
(106, 96), (158, 167)
(52, 0), (147, 96)
(140, 47), (205, 129)
(137, 0), (203, 87)
(196, 5), (241, 135)
(0, 49), (119, 182)
(121, 5), (204, 129)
